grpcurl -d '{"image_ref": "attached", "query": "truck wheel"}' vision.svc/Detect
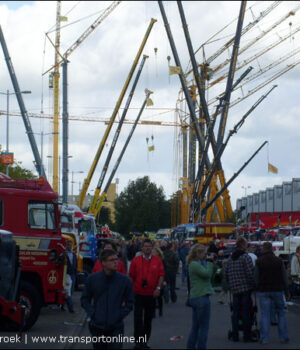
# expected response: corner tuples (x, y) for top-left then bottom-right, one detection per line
(19, 281), (42, 331)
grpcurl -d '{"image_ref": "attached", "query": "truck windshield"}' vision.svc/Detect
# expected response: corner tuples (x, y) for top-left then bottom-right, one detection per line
(78, 219), (92, 234)
(28, 202), (56, 230)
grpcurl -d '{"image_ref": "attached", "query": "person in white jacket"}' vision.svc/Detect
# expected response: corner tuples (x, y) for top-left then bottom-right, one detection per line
(291, 246), (300, 278)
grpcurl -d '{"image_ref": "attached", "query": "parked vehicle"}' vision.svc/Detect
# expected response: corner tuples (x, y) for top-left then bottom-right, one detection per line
(0, 173), (66, 330)
(156, 228), (172, 240)
(78, 214), (98, 274)
(194, 223), (235, 245)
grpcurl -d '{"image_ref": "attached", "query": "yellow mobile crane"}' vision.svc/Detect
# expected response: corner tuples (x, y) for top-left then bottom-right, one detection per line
(77, 18), (157, 210)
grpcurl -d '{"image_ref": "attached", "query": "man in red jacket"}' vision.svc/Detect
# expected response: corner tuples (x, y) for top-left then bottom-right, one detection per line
(93, 241), (126, 275)
(129, 239), (164, 349)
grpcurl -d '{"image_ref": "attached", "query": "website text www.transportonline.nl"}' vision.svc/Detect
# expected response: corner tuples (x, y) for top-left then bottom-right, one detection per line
(0, 334), (147, 346)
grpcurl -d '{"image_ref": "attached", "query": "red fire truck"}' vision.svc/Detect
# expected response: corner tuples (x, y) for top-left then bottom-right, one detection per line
(0, 173), (66, 330)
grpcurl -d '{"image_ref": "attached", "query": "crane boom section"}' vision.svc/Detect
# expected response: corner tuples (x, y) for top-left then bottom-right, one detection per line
(88, 55), (149, 214)
(216, 0), (247, 150)
(77, 18), (157, 209)
(0, 26), (46, 179)
(93, 90), (152, 218)
(205, 1), (281, 65)
(43, 1), (122, 75)
(213, 5), (299, 75)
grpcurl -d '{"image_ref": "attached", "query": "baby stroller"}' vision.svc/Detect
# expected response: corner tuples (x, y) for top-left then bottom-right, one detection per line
(227, 291), (260, 341)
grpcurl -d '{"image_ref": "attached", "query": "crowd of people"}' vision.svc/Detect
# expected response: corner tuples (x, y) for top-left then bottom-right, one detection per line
(62, 236), (300, 350)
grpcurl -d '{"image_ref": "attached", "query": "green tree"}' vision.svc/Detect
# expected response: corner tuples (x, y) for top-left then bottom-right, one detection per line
(0, 160), (37, 180)
(114, 176), (171, 238)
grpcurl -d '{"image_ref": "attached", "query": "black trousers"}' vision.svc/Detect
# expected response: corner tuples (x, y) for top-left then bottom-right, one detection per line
(232, 290), (252, 341)
(166, 272), (177, 303)
(88, 322), (124, 350)
(134, 294), (155, 344)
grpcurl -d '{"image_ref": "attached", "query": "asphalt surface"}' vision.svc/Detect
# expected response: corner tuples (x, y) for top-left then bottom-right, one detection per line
(1, 275), (300, 349)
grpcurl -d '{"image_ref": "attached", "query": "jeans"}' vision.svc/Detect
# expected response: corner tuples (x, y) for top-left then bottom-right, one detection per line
(258, 291), (289, 343)
(270, 300), (277, 324)
(187, 296), (210, 349)
(232, 290), (252, 340)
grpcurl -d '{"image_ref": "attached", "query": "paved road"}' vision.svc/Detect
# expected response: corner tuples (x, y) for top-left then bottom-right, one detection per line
(1, 277), (300, 349)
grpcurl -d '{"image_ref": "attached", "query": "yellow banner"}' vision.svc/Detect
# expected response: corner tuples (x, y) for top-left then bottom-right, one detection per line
(268, 162), (278, 174)
(60, 16), (68, 22)
(169, 66), (181, 75)
(148, 145), (155, 152)
(146, 98), (154, 106)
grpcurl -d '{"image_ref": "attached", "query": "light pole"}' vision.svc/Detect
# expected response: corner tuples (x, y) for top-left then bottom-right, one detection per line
(0, 89), (31, 175)
(242, 185), (251, 197)
(71, 170), (84, 197)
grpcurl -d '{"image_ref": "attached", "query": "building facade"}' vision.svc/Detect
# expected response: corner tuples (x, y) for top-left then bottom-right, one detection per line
(236, 178), (300, 216)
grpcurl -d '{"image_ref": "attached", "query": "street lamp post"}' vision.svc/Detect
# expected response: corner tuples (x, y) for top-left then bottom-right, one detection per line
(242, 185), (251, 197)
(0, 89), (31, 175)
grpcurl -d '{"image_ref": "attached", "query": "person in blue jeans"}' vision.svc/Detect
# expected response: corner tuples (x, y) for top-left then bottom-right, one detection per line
(186, 244), (215, 350)
(255, 242), (290, 345)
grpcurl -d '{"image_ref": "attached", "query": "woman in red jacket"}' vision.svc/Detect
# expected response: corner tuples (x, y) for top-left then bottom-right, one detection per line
(92, 241), (126, 274)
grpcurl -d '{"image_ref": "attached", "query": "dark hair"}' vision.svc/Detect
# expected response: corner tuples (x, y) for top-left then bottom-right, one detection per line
(142, 239), (152, 247)
(99, 249), (117, 263)
(296, 245), (300, 253)
(103, 241), (117, 252)
(262, 241), (273, 253)
(236, 237), (247, 249)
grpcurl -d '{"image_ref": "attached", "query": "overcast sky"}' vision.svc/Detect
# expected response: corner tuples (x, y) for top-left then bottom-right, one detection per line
(0, 1), (300, 210)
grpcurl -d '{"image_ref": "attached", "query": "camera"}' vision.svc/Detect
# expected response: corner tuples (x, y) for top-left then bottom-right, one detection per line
(142, 279), (147, 288)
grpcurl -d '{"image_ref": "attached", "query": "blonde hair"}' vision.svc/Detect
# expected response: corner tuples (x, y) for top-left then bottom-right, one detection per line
(186, 244), (207, 265)
(152, 247), (164, 260)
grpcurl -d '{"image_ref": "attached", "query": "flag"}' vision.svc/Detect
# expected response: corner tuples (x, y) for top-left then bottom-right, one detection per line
(148, 145), (155, 152)
(169, 66), (181, 75)
(60, 16), (68, 22)
(268, 162), (278, 174)
(146, 98), (154, 106)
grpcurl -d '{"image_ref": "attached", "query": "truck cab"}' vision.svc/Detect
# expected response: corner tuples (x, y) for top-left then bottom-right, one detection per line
(0, 173), (66, 330)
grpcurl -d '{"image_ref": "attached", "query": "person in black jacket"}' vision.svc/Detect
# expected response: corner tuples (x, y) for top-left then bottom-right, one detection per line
(162, 243), (179, 303)
(255, 242), (290, 345)
(81, 249), (134, 349)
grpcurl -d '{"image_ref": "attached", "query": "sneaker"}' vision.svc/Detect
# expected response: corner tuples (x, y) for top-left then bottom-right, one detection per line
(280, 338), (289, 344)
(259, 340), (269, 345)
